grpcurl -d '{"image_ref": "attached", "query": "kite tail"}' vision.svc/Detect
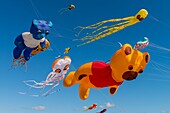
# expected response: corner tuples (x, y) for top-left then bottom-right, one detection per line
(74, 17), (132, 37)
(75, 20), (130, 43)
(23, 80), (45, 88)
(87, 20), (130, 37)
(83, 109), (89, 112)
(59, 8), (69, 15)
(76, 27), (116, 47)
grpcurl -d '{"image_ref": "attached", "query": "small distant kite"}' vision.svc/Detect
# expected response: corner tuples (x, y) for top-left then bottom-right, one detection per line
(134, 37), (149, 50)
(97, 109), (107, 113)
(59, 4), (75, 15)
(64, 47), (71, 54)
(56, 47), (71, 58)
(83, 104), (97, 112)
(74, 9), (148, 47)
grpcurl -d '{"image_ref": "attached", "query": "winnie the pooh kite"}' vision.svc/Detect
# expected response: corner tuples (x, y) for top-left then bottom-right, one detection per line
(63, 44), (150, 100)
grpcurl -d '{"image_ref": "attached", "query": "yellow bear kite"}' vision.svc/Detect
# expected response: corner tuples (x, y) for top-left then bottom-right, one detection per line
(63, 44), (150, 100)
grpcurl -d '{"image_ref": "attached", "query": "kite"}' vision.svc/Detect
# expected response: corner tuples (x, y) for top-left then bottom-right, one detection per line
(74, 9), (148, 47)
(56, 47), (71, 59)
(12, 19), (53, 67)
(83, 104), (97, 112)
(59, 4), (75, 15)
(64, 47), (71, 54)
(97, 109), (107, 113)
(19, 56), (71, 97)
(31, 39), (50, 56)
(134, 37), (149, 50)
(63, 44), (150, 100)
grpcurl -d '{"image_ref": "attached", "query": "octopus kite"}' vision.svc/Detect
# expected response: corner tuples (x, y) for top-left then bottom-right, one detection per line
(74, 9), (148, 47)
(19, 56), (71, 97)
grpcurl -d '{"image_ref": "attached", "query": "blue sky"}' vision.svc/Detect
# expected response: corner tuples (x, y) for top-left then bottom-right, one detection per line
(1, 0), (170, 113)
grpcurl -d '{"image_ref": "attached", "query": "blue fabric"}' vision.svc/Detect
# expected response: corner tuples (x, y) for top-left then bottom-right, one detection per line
(23, 47), (36, 61)
(40, 39), (46, 49)
(13, 19), (53, 61)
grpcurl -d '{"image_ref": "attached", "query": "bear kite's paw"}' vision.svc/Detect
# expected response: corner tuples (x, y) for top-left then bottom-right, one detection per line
(109, 86), (118, 95)
(79, 84), (90, 100)
(109, 87), (117, 95)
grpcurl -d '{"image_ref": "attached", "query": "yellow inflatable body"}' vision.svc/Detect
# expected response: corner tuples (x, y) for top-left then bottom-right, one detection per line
(31, 39), (50, 56)
(63, 44), (150, 100)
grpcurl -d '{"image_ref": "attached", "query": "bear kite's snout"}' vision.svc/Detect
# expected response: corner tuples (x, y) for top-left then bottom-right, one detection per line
(122, 71), (138, 81)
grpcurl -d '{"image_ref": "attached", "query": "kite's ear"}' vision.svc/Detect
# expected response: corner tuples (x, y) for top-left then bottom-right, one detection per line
(48, 21), (53, 28)
(32, 19), (39, 26)
(121, 43), (132, 56)
(143, 52), (150, 64)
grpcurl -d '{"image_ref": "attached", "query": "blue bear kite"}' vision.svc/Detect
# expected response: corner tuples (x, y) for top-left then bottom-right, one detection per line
(13, 19), (53, 65)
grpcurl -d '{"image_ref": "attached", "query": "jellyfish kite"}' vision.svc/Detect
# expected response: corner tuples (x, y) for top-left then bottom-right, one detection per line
(19, 56), (71, 97)
(59, 4), (75, 15)
(134, 37), (149, 50)
(74, 9), (148, 47)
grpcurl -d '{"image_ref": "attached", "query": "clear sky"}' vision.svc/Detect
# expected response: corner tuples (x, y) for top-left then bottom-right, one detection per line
(1, 0), (170, 113)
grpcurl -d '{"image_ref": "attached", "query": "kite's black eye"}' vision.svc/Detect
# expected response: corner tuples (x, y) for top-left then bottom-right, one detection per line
(46, 31), (49, 34)
(128, 65), (133, 70)
(137, 15), (141, 19)
(37, 30), (41, 33)
(138, 69), (143, 73)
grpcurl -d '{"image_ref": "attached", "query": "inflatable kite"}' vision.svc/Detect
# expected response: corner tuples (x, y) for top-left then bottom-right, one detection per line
(59, 4), (75, 15)
(63, 44), (150, 100)
(83, 104), (97, 112)
(134, 37), (149, 50)
(13, 19), (53, 67)
(74, 9), (148, 47)
(19, 56), (71, 97)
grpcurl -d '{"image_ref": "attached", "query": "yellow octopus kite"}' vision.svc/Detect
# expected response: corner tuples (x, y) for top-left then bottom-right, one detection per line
(74, 9), (148, 47)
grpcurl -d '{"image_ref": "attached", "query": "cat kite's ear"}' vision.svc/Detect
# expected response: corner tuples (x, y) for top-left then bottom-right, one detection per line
(33, 19), (39, 26)
(48, 21), (53, 28)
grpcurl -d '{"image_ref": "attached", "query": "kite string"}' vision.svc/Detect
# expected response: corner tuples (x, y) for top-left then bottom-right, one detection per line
(28, 0), (78, 70)
(28, 0), (43, 19)
(149, 14), (170, 28)
(97, 90), (125, 113)
(28, 0), (64, 57)
(149, 42), (170, 52)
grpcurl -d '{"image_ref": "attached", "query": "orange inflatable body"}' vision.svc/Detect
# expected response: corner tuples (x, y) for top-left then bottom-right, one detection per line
(63, 44), (150, 100)
(31, 39), (50, 56)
